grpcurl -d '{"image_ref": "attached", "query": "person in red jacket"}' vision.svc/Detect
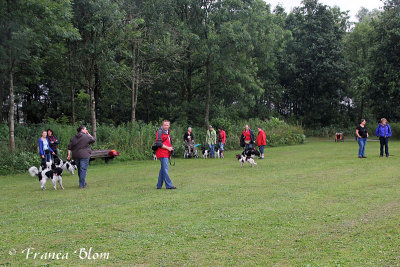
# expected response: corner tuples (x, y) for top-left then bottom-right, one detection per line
(155, 120), (176, 189)
(218, 126), (226, 158)
(257, 126), (266, 159)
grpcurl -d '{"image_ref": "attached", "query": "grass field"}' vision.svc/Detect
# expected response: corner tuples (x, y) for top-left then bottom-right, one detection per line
(1, 140), (400, 266)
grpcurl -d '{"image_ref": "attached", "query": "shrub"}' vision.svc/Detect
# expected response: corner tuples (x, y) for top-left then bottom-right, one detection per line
(0, 118), (304, 174)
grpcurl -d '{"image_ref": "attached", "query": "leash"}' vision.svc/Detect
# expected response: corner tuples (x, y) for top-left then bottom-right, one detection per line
(169, 154), (175, 166)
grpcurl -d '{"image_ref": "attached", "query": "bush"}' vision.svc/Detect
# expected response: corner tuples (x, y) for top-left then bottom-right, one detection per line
(0, 118), (305, 174)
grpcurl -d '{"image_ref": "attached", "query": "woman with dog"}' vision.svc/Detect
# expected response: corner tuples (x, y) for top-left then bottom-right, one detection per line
(375, 118), (392, 157)
(155, 120), (176, 189)
(39, 130), (55, 164)
(356, 119), (369, 158)
(240, 125), (255, 150)
(47, 128), (60, 159)
(67, 126), (96, 189)
(206, 125), (217, 158)
(257, 126), (266, 159)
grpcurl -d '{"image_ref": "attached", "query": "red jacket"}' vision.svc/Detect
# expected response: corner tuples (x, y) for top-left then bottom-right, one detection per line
(218, 130), (226, 144)
(257, 129), (266, 146)
(155, 127), (172, 158)
(243, 130), (251, 141)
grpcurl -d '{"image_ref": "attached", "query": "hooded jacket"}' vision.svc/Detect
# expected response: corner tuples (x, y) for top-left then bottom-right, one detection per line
(375, 123), (392, 138)
(67, 132), (96, 159)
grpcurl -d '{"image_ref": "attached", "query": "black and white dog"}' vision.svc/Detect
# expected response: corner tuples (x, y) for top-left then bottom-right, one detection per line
(242, 148), (260, 158)
(53, 156), (77, 175)
(153, 151), (157, 160)
(236, 154), (257, 167)
(201, 147), (209, 159)
(214, 147), (222, 159)
(29, 161), (64, 190)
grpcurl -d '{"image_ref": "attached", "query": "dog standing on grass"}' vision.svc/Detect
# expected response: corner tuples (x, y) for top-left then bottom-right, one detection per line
(236, 154), (257, 168)
(29, 161), (64, 190)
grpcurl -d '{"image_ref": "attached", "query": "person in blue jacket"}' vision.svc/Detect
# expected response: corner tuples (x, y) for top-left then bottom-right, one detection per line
(375, 118), (392, 157)
(39, 130), (55, 163)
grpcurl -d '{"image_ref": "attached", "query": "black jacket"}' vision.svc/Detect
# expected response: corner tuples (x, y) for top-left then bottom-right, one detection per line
(240, 129), (255, 147)
(183, 131), (195, 142)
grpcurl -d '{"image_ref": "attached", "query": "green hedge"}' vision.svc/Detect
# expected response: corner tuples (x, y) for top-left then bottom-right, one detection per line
(0, 118), (305, 175)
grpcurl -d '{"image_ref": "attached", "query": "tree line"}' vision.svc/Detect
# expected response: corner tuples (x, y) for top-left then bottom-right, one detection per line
(1, 0), (399, 151)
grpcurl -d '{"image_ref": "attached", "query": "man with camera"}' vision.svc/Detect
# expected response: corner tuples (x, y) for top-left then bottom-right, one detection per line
(155, 120), (176, 189)
(67, 125), (95, 189)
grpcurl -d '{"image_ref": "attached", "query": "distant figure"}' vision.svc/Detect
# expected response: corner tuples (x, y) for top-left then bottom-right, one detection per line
(184, 127), (195, 155)
(240, 125), (255, 150)
(375, 118), (392, 157)
(67, 126), (96, 189)
(47, 128), (60, 160)
(218, 126), (226, 158)
(206, 125), (217, 158)
(257, 126), (266, 159)
(155, 120), (176, 189)
(356, 119), (369, 158)
(38, 130), (55, 164)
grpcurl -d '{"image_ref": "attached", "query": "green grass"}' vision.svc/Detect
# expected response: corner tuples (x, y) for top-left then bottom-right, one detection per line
(1, 140), (400, 266)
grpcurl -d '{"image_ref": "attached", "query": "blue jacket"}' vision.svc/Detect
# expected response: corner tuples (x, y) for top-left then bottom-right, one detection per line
(375, 123), (392, 138)
(38, 137), (54, 156)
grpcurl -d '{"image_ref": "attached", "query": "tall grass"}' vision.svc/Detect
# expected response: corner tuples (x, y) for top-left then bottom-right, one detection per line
(0, 118), (305, 174)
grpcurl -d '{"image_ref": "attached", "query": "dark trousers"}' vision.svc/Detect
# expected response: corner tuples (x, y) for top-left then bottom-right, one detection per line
(379, 137), (389, 156)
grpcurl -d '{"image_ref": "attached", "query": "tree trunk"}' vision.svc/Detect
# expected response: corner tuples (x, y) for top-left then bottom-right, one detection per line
(8, 45), (15, 152)
(90, 87), (96, 140)
(7, 0), (15, 152)
(131, 40), (140, 125)
(68, 41), (75, 125)
(204, 57), (211, 128)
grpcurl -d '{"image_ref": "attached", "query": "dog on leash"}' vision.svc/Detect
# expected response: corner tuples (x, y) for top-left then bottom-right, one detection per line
(54, 157), (77, 175)
(29, 161), (64, 190)
(153, 151), (157, 160)
(236, 154), (257, 168)
(201, 147), (209, 159)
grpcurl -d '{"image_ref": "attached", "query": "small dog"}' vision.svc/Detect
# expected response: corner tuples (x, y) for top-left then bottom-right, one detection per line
(153, 151), (157, 160)
(215, 147), (221, 159)
(29, 161), (64, 190)
(236, 154), (257, 168)
(242, 148), (260, 158)
(201, 147), (209, 159)
(55, 158), (77, 175)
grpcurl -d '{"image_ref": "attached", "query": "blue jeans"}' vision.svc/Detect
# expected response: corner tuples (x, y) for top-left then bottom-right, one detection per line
(259, 145), (264, 154)
(75, 158), (90, 188)
(41, 152), (52, 164)
(245, 143), (253, 150)
(357, 138), (367, 157)
(157, 157), (174, 189)
(208, 144), (215, 158)
(219, 142), (224, 151)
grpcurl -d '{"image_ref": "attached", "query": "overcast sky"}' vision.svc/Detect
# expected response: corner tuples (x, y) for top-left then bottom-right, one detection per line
(266, 0), (384, 21)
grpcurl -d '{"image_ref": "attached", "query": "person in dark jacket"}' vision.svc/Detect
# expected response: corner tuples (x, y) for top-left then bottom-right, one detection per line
(38, 130), (55, 164)
(183, 127), (195, 155)
(240, 125), (255, 150)
(47, 128), (60, 160)
(375, 118), (392, 157)
(155, 120), (176, 189)
(67, 126), (95, 189)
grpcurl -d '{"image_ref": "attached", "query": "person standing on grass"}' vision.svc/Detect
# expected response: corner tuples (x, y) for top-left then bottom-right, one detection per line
(375, 118), (392, 157)
(240, 125), (255, 150)
(67, 126), (95, 189)
(206, 125), (217, 158)
(257, 126), (266, 159)
(39, 130), (55, 164)
(155, 120), (176, 189)
(47, 128), (60, 160)
(218, 126), (226, 158)
(356, 119), (369, 158)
